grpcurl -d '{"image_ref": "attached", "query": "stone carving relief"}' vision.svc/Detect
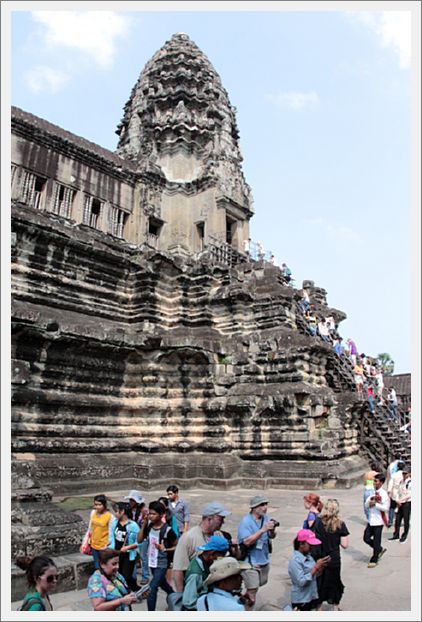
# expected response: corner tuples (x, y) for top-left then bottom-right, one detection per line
(141, 186), (162, 218)
(170, 226), (188, 243)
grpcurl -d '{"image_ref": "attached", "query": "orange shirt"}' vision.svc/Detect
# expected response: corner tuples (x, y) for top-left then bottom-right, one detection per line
(90, 510), (112, 550)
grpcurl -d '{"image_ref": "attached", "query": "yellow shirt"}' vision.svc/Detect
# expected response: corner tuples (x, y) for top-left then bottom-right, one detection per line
(90, 510), (112, 550)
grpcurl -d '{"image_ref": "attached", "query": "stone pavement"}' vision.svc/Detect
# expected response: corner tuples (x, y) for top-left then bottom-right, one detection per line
(11, 485), (412, 613)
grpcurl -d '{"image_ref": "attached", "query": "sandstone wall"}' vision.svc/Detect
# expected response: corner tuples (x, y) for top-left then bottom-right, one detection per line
(11, 204), (363, 491)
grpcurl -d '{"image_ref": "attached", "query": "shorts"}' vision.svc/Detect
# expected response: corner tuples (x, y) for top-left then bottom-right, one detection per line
(241, 563), (270, 589)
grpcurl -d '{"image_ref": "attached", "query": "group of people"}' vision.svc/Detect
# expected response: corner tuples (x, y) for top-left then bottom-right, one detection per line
(298, 290), (406, 421)
(241, 238), (293, 284)
(363, 458), (411, 571)
(286, 493), (349, 611)
(16, 467), (411, 612)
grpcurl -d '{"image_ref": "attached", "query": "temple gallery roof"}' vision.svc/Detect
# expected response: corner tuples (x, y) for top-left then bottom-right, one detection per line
(11, 106), (137, 174)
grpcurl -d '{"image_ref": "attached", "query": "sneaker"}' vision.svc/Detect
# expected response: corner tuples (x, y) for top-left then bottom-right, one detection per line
(388, 536), (399, 541)
(378, 548), (387, 559)
(367, 561), (377, 568)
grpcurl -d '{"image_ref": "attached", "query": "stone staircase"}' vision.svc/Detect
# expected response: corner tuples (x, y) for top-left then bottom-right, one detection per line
(359, 401), (411, 468)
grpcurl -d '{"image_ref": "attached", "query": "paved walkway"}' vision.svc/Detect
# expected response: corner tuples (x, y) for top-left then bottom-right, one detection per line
(11, 485), (412, 614)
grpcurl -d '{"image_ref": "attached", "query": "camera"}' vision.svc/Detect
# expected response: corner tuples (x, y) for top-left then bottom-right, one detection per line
(269, 519), (280, 528)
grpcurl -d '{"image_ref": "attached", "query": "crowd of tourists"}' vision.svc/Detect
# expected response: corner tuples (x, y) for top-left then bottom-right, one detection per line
(242, 238), (293, 284)
(16, 462), (411, 611)
(298, 288), (409, 426)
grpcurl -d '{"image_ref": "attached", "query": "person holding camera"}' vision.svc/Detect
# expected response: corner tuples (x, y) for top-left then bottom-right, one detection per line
(237, 495), (278, 608)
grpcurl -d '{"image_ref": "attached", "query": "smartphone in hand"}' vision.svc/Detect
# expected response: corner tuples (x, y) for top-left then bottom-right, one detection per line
(135, 584), (150, 601)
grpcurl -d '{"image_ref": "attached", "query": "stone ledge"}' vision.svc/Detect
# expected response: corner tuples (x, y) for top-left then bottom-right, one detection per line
(12, 553), (94, 602)
(14, 453), (367, 495)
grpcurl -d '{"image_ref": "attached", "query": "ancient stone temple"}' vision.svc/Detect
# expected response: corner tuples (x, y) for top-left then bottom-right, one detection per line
(11, 32), (369, 524)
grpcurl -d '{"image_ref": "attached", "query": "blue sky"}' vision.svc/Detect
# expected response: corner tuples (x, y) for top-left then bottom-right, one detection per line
(6, 4), (420, 374)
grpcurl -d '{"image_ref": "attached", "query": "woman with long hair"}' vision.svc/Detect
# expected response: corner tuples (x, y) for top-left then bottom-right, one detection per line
(303, 493), (323, 530)
(16, 555), (58, 611)
(314, 499), (349, 611)
(110, 501), (141, 591)
(87, 548), (139, 611)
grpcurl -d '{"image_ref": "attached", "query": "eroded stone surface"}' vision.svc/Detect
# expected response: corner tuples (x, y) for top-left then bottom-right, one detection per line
(10, 33), (372, 561)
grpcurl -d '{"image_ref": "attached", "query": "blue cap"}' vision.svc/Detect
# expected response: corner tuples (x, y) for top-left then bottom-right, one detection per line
(196, 535), (229, 553)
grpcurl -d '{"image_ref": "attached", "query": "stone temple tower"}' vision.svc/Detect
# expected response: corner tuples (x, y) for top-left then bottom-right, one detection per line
(115, 32), (253, 255)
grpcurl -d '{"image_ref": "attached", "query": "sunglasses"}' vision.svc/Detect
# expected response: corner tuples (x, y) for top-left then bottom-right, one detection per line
(45, 575), (58, 583)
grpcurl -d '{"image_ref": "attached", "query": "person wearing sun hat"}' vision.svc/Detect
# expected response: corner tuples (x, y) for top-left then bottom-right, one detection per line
(124, 490), (146, 525)
(196, 557), (253, 611)
(237, 494), (278, 607)
(288, 528), (331, 611)
(181, 535), (229, 611)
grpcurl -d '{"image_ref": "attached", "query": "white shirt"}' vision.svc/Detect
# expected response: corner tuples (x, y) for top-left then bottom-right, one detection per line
(388, 389), (397, 405)
(397, 477), (411, 503)
(365, 486), (390, 526)
(387, 470), (403, 501)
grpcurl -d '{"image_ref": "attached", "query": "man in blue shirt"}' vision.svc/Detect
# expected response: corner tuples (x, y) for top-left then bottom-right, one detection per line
(197, 557), (252, 611)
(237, 495), (278, 607)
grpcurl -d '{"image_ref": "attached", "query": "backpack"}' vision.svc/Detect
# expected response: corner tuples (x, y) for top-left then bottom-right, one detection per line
(144, 522), (172, 545)
(145, 522), (175, 566)
(238, 517), (264, 561)
(20, 593), (46, 611)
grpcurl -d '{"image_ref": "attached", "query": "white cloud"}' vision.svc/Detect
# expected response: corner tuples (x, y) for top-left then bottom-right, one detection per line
(265, 91), (320, 111)
(351, 11), (411, 69)
(31, 10), (129, 69)
(305, 218), (361, 244)
(25, 65), (68, 94)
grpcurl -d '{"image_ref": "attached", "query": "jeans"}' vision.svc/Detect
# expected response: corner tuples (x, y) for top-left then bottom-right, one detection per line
(363, 524), (383, 562)
(91, 548), (101, 569)
(147, 566), (173, 611)
(389, 404), (397, 420)
(140, 540), (150, 581)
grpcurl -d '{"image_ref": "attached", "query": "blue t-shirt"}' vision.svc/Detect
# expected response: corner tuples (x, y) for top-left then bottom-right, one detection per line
(237, 513), (270, 565)
(197, 587), (245, 611)
(303, 511), (319, 530)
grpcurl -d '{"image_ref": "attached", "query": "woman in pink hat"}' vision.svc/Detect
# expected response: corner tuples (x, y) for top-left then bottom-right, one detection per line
(287, 529), (330, 611)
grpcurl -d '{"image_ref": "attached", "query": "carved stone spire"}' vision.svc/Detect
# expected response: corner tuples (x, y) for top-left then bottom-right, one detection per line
(115, 33), (251, 211)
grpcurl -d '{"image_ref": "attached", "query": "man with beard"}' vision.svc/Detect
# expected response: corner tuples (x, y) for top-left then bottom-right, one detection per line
(237, 495), (278, 607)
